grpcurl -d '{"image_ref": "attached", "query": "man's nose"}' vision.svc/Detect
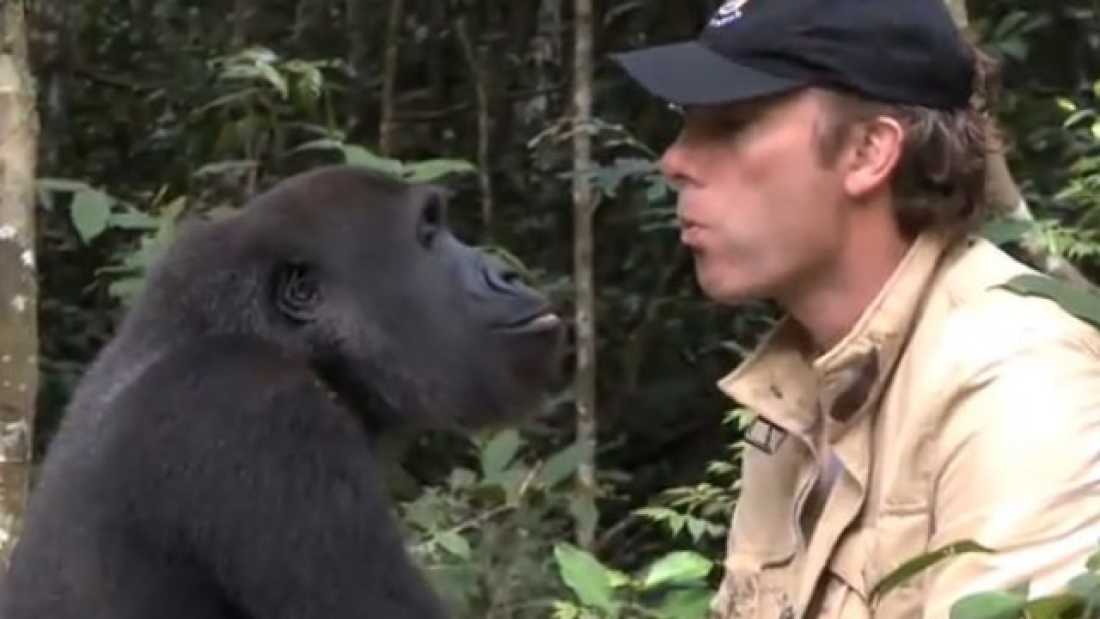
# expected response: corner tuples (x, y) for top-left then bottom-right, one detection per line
(658, 139), (690, 191)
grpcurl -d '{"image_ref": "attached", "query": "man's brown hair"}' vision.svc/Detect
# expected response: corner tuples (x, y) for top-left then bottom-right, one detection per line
(815, 39), (999, 238)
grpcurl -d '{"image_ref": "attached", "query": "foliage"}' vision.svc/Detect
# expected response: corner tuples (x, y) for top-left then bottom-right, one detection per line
(398, 429), (587, 618)
(551, 543), (714, 619)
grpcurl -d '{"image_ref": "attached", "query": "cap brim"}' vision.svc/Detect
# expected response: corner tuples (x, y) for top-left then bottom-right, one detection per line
(611, 41), (806, 106)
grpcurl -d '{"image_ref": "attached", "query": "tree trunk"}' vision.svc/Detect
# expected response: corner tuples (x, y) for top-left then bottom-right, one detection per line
(0, 0), (40, 567)
(231, 0), (259, 47)
(378, 0), (404, 157)
(26, 0), (75, 172)
(455, 16), (495, 240)
(572, 0), (598, 550)
(292, 0), (330, 52)
(946, 0), (1095, 289)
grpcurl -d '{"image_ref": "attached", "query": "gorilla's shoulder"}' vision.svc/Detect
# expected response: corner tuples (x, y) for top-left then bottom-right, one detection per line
(124, 336), (356, 431)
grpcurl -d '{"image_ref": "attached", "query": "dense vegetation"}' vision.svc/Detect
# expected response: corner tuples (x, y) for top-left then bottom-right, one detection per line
(18, 1), (1100, 616)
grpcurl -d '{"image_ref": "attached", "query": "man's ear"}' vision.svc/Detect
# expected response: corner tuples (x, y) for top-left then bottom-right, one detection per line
(842, 116), (904, 200)
(274, 262), (322, 323)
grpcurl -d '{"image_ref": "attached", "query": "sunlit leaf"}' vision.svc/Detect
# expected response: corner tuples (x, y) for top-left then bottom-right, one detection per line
(949, 591), (1026, 619)
(70, 189), (114, 244)
(404, 159), (477, 182)
(255, 61), (289, 99)
(342, 145), (405, 178)
(436, 531), (471, 560)
(480, 429), (523, 479)
(553, 543), (618, 613)
(538, 441), (587, 488)
(654, 587), (715, 619)
(641, 551), (713, 590)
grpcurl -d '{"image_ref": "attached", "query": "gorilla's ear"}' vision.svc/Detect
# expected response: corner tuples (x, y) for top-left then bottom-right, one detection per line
(274, 262), (322, 323)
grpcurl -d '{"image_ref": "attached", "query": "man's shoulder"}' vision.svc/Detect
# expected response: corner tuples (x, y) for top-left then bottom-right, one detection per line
(922, 236), (1100, 351)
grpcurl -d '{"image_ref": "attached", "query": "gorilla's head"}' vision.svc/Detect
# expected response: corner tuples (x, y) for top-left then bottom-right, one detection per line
(132, 165), (565, 432)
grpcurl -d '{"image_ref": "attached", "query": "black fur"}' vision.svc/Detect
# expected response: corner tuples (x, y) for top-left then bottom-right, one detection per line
(0, 166), (564, 619)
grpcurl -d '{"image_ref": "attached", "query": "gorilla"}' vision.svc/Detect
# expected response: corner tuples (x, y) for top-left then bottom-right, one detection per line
(0, 165), (564, 619)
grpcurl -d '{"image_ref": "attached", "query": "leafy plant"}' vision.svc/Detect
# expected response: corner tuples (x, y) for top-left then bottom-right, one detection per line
(551, 542), (714, 619)
(399, 429), (589, 619)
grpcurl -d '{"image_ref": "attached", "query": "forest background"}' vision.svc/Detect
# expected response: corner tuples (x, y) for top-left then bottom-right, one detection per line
(3, 0), (1100, 617)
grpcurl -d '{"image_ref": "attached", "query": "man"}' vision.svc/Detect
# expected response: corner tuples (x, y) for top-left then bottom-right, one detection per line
(612, 1), (1100, 618)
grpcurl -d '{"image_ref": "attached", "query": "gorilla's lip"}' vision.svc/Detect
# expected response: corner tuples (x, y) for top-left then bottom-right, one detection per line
(494, 311), (562, 334)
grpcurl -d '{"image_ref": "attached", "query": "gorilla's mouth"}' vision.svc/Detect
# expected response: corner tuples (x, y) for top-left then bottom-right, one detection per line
(495, 311), (562, 334)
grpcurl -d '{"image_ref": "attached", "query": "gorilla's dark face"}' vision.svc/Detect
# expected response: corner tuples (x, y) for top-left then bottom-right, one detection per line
(220, 166), (565, 431)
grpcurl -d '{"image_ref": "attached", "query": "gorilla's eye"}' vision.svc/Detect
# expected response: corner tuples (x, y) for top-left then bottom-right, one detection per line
(275, 263), (321, 323)
(416, 195), (445, 249)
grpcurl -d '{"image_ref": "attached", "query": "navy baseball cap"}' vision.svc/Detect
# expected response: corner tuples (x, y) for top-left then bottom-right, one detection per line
(612, 0), (975, 110)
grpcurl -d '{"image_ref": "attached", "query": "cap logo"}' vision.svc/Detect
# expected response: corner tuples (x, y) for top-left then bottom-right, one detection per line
(709, 0), (749, 27)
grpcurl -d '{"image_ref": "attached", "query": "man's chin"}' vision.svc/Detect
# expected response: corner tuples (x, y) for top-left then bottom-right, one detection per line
(697, 277), (770, 306)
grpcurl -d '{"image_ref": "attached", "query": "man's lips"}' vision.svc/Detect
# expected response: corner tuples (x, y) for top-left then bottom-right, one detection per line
(679, 218), (705, 247)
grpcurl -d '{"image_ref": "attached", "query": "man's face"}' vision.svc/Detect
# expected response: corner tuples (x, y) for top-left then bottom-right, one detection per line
(661, 90), (851, 306)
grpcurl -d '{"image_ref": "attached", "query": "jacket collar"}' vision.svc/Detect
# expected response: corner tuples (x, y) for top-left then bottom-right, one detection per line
(718, 229), (959, 439)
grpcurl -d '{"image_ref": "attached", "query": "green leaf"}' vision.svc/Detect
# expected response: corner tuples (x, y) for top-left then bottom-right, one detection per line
(292, 138), (346, 153)
(949, 591), (1027, 619)
(448, 467), (477, 490)
(70, 189), (114, 244)
(687, 517), (707, 542)
(404, 159), (477, 182)
(1064, 109), (1095, 129)
(1068, 572), (1100, 596)
(108, 210), (161, 231)
(37, 178), (92, 193)
(654, 587), (715, 619)
(436, 531), (471, 560)
(871, 541), (995, 605)
(108, 277), (145, 302)
(981, 217), (1035, 245)
(538, 441), (587, 488)
(194, 160), (257, 178)
(998, 38), (1029, 62)
(1085, 547), (1100, 571)
(342, 145), (405, 178)
(998, 274), (1100, 330)
(480, 429), (523, 479)
(1022, 593), (1086, 619)
(641, 551), (713, 590)
(553, 543), (618, 613)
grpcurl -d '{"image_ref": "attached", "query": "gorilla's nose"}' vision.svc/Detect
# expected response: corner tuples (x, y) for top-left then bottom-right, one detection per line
(481, 255), (529, 295)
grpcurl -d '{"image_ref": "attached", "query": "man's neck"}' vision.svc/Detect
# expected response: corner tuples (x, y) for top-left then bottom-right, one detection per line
(781, 224), (912, 356)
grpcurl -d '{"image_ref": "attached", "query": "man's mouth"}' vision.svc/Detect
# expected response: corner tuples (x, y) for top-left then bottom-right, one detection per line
(679, 220), (705, 248)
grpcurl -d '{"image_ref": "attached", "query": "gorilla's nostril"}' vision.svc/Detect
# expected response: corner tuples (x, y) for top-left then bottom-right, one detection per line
(484, 267), (515, 293)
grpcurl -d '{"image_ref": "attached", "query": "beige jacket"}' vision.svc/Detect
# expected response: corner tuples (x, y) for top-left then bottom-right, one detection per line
(709, 229), (1100, 619)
